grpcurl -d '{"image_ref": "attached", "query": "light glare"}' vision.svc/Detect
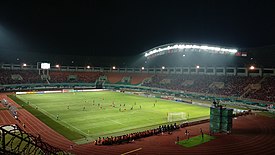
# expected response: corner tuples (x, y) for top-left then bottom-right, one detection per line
(145, 43), (238, 57)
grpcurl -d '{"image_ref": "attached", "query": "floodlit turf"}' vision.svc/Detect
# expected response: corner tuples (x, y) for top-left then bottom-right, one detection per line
(15, 90), (210, 143)
(177, 134), (215, 147)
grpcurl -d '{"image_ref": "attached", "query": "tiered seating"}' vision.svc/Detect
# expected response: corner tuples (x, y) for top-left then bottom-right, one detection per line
(105, 73), (152, 84)
(244, 77), (275, 102)
(207, 76), (262, 96)
(130, 74), (153, 85)
(145, 75), (224, 92)
(105, 73), (125, 83)
(142, 74), (263, 97)
(1, 69), (275, 102)
(77, 72), (101, 83)
(49, 71), (69, 83)
(120, 76), (131, 84)
(49, 71), (101, 83)
(181, 75), (217, 93)
(0, 69), (43, 84)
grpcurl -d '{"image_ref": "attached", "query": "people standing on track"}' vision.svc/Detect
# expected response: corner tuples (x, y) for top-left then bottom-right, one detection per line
(187, 131), (190, 140)
(200, 128), (204, 139)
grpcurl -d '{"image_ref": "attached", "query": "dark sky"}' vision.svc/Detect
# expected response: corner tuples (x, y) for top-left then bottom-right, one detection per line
(0, 0), (275, 57)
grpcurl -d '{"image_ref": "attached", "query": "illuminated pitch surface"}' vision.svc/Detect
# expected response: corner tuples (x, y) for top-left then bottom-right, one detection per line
(17, 91), (209, 142)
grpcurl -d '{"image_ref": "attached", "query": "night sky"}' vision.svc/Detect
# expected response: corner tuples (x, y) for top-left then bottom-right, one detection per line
(0, 0), (275, 58)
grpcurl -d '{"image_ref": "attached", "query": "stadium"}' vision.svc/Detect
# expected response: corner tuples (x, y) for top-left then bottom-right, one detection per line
(1, 42), (275, 155)
(1, 1), (275, 154)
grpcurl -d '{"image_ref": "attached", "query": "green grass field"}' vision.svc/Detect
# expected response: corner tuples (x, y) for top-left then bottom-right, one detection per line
(177, 134), (215, 147)
(14, 90), (210, 143)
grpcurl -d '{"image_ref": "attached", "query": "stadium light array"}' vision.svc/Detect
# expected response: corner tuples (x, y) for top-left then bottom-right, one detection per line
(144, 43), (238, 57)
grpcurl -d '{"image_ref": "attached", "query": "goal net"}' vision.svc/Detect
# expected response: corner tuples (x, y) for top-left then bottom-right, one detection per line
(167, 112), (187, 122)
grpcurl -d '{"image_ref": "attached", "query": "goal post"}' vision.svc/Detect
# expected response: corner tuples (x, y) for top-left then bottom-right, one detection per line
(167, 112), (187, 122)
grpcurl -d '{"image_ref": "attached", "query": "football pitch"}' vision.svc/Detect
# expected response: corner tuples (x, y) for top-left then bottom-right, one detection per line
(15, 90), (210, 143)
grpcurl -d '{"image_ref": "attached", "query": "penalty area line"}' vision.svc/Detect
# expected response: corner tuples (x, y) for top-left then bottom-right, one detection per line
(121, 148), (142, 155)
(109, 119), (126, 126)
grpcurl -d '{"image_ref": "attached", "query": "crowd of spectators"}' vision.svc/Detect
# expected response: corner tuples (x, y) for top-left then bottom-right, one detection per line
(94, 123), (180, 145)
(0, 69), (103, 84)
(49, 71), (102, 83)
(1, 69), (275, 102)
(244, 77), (275, 102)
(142, 74), (262, 97)
(207, 76), (261, 96)
(0, 69), (43, 84)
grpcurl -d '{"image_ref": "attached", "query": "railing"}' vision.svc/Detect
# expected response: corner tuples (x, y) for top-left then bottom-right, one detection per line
(0, 125), (69, 155)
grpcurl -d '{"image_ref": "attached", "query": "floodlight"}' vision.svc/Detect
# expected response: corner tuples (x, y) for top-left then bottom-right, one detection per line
(87, 65), (90, 69)
(144, 43), (238, 57)
(23, 63), (27, 67)
(249, 66), (255, 70)
(162, 66), (165, 69)
(55, 64), (60, 68)
(112, 66), (116, 70)
(196, 65), (200, 69)
(141, 67), (145, 70)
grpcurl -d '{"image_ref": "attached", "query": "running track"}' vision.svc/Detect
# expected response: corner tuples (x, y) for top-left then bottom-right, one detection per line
(1, 93), (275, 155)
